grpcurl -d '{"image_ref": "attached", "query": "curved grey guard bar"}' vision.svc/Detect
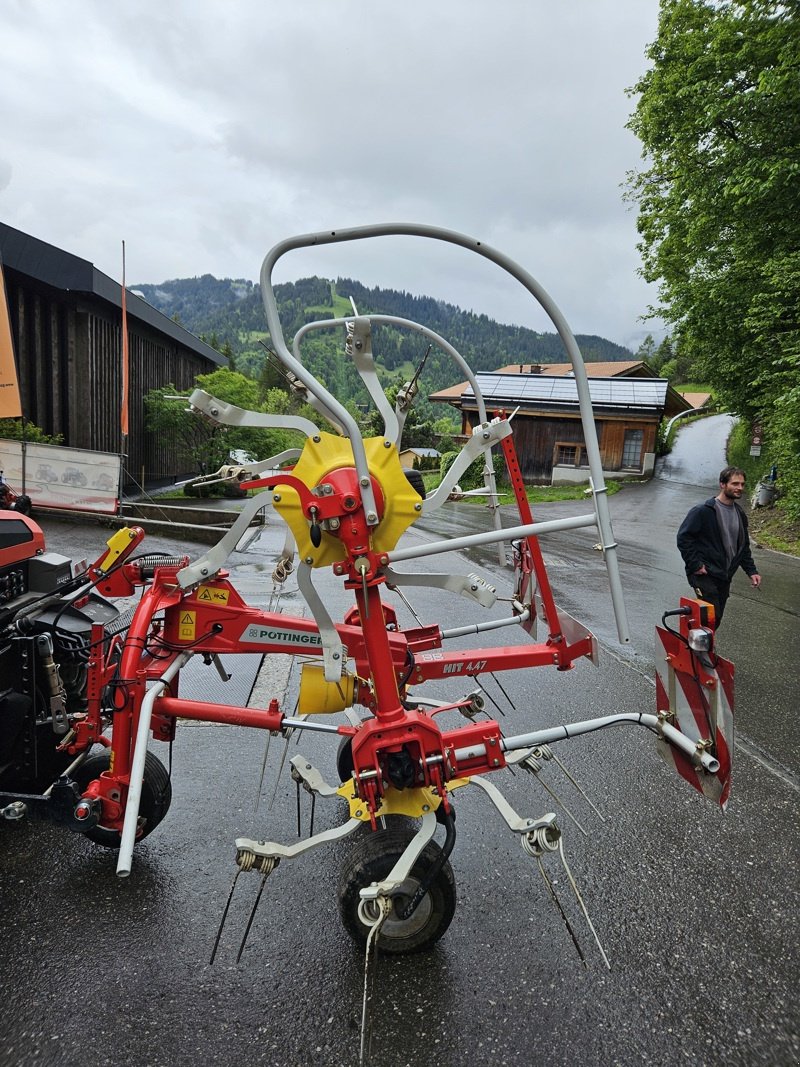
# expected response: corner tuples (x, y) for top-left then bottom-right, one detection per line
(260, 224), (629, 644)
(188, 388), (320, 438)
(293, 313), (491, 430)
(293, 317), (396, 440)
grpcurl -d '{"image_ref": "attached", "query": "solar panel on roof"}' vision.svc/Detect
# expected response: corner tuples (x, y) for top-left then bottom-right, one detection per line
(463, 374), (668, 412)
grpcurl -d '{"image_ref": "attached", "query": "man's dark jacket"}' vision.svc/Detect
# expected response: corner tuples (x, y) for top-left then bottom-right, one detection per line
(677, 497), (758, 583)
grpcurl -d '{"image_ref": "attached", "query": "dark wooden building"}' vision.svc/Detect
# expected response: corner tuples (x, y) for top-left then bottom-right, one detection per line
(0, 222), (224, 486)
(431, 367), (692, 483)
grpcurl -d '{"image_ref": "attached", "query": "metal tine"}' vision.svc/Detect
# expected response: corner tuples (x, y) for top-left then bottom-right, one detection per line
(536, 855), (587, 968)
(539, 744), (606, 823)
(255, 649), (300, 812)
(488, 670), (516, 712)
(477, 682), (507, 719)
(268, 695), (299, 809)
(209, 868), (242, 964)
(521, 756), (588, 836)
(254, 729), (272, 813)
(359, 898), (392, 1067)
(557, 838), (610, 970)
(293, 713), (309, 747)
(291, 769), (318, 838)
(236, 869), (270, 964)
(268, 728), (293, 810)
(258, 339), (300, 390)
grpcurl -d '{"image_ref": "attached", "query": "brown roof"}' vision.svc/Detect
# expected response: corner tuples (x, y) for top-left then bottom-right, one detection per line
(495, 360), (648, 377)
(679, 391), (712, 409)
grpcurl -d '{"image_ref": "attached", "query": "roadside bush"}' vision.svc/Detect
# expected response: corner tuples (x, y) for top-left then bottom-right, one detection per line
(0, 419), (62, 444)
(440, 449), (505, 491)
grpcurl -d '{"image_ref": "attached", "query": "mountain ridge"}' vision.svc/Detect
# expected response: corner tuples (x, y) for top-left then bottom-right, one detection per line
(131, 273), (635, 406)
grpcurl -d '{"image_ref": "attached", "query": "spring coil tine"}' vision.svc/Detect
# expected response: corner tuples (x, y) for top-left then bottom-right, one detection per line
(271, 556), (293, 584)
(359, 896), (392, 1067)
(209, 868), (242, 964)
(236, 871), (269, 964)
(557, 838), (610, 970)
(537, 745), (606, 823)
(536, 856), (587, 968)
(522, 823), (560, 857)
(521, 755), (588, 836)
(237, 849), (254, 872)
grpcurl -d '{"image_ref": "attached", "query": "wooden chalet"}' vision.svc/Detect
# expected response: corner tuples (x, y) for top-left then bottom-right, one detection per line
(430, 362), (692, 483)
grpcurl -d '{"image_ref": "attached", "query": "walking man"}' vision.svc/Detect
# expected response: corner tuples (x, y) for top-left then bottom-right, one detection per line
(677, 466), (761, 627)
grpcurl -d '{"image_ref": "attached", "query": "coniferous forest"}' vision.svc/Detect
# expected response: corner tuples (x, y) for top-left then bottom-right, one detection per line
(133, 273), (634, 415)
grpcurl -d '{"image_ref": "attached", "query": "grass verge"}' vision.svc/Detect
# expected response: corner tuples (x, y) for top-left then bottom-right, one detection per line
(421, 473), (622, 504)
(727, 418), (799, 557)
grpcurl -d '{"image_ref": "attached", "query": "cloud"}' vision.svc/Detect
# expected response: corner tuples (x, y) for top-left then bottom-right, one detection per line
(0, 0), (662, 344)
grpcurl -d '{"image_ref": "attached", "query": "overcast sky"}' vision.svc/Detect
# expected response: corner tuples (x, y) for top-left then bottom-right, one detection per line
(1, 0), (663, 350)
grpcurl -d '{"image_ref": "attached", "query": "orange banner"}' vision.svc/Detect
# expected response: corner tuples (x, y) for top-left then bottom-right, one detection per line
(0, 262), (23, 419)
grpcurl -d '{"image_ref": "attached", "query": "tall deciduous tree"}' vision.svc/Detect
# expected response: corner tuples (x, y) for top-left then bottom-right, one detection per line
(627, 0), (800, 515)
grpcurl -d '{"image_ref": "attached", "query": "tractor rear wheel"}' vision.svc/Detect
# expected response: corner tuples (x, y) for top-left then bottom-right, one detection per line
(74, 748), (172, 849)
(337, 825), (456, 954)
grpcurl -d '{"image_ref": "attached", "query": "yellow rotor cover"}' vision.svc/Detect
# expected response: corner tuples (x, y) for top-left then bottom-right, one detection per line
(271, 433), (422, 568)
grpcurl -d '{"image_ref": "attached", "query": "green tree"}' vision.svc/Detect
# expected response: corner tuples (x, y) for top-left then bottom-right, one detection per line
(222, 341), (236, 371)
(144, 368), (305, 476)
(626, 0), (800, 515)
(653, 335), (674, 374)
(636, 334), (657, 365)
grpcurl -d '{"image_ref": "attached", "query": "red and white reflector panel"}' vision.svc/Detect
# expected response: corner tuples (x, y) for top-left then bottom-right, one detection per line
(655, 625), (735, 810)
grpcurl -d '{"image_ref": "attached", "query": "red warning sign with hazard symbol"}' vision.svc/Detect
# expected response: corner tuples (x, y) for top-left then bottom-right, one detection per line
(655, 625), (735, 810)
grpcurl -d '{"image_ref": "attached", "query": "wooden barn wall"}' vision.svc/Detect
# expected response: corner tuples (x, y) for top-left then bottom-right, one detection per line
(465, 410), (659, 479)
(9, 282), (72, 437)
(3, 270), (215, 487)
(599, 417), (658, 468)
(466, 412), (594, 481)
(86, 309), (210, 485)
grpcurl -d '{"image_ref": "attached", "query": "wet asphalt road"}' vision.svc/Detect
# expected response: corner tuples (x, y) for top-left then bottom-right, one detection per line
(1, 415), (798, 1067)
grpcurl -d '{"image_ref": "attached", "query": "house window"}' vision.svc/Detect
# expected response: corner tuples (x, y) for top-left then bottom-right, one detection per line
(553, 442), (586, 467)
(621, 429), (644, 468)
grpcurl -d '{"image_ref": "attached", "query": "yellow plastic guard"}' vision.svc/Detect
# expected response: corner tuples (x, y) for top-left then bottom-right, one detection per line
(97, 527), (137, 572)
(271, 433), (421, 568)
(298, 662), (356, 715)
(336, 778), (470, 821)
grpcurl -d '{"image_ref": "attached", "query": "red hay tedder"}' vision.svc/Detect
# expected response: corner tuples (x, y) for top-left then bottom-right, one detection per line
(0, 226), (734, 1058)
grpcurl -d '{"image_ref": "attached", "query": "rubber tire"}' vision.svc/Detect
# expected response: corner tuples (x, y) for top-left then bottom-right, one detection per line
(402, 467), (426, 500)
(11, 494), (32, 516)
(336, 736), (354, 782)
(337, 826), (456, 954)
(74, 749), (172, 849)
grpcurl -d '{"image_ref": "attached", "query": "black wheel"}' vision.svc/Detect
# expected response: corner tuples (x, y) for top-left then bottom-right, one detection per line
(337, 826), (456, 954)
(11, 494), (32, 515)
(73, 749), (172, 849)
(336, 736), (354, 782)
(402, 467), (426, 499)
